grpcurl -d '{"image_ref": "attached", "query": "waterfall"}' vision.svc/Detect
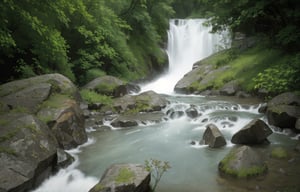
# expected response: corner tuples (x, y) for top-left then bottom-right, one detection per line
(141, 19), (230, 94)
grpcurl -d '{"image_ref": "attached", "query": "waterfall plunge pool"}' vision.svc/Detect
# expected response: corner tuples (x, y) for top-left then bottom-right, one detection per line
(32, 95), (300, 192)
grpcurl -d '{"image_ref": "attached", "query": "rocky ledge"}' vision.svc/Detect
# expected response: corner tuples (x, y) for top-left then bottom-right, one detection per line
(0, 74), (87, 192)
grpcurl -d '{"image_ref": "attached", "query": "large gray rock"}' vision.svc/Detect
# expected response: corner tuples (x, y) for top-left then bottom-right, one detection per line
(0, 114), (58, 192)
(218, 145), (267, 178)
(83, 76), (124, 96)
(0, 73), (79, 113)
(201, 124), (226, 148)
(266, 92), (300, 130)
(112, 91), (168, 114)
(220, 80), (240, 96)
(89, 164), (150, 192)
(37, 99), (87, 149)
(231, 119), (272, 145)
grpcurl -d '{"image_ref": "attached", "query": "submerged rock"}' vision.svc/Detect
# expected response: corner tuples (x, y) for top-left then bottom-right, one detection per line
(89, 164), (150, 192)
(185, 106), (199, 118)
(201, 124), (226, 148)
(231, 119), (272, 145)
(218, 145), (267, 178)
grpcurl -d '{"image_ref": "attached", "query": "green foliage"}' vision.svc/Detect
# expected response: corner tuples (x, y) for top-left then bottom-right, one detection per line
(145, 158), (171, 191)
(115, 167), (135, 184)
(80, 89), (112, 105)
(0, 0), (174, 84)
(253, 53), (300, 95)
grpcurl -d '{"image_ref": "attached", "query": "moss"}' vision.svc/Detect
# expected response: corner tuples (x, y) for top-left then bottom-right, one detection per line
(219, 149), (268, 178)
(40, 94), (70, 109)
(10, 106), (29, 113)
(0, 129), (18, 143)
(271, 147), (288, 159)
(93, 184), (106, 191)
(115, 167), (135, 184)
(80, 89), (112, 105)
(95, 84), (117, 94)
(0, 146), (17, 156)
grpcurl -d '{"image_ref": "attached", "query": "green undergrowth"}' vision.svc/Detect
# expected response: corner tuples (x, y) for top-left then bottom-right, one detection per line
(80, 89), (112, 105)
(190, 45), (295, 94)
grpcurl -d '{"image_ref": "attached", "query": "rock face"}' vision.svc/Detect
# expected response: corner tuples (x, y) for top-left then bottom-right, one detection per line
(219, 80), (240, 96)
(266, 92), (300, 130)
(231, 119), (272, 145)
(218, 145), (267, 178)
(0, 74), (87, 192)
(38, 100), (87, 149)
(0, 114), (58, 192)
(89, 164), (150, 192)
(201, 124), (226, 148)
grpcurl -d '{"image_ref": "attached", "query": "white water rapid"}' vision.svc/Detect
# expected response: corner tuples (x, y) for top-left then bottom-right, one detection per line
(141, 19), (230, 94)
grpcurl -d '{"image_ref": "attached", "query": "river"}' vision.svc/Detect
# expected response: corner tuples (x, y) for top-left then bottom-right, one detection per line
(32, 19), (300, 192)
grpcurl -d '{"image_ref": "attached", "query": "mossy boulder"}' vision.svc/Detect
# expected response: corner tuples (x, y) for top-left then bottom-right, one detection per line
(219, 145), (268, 178)
(111, 91), (169, 114)
(83, 76), (123, 96)
(89, 164), (150, 192)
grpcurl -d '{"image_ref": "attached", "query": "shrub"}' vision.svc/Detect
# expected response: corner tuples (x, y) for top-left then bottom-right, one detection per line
(80, 89), (112, 105)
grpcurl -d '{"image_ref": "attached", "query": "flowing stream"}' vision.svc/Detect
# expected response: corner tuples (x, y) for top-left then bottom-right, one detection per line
(32, 19), (299, 192)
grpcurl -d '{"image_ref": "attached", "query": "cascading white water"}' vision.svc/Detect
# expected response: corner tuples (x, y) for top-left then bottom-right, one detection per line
(141, 19), (230, 94)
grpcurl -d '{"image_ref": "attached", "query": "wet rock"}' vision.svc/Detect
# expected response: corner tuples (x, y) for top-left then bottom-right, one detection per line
(295, 142), (300, 153)
(266, 92), (300, 130)
(89, 164), (150, 192)
(267, 105), (300, 129)
(231, 119), (272, 145)
(169, 111), (184, 119)
(201, 124), (226, 148)
(220, 81), (240, 96)
(236, 91), (251, 98)
(218, 145), (267, 178)
(0, 114), (58, 192)
(56, 148), (74, 170)
(185, 107), (199, 118)
(111, 118), (138, 128)
(112, 91), (168, 113)
(113, 83), (141, 97)
(110, 112), (164, 128)
(258, 103), (267, 113)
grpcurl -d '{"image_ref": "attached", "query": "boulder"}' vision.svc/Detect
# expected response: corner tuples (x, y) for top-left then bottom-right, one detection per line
(267, 105), (300, 129)
(231, 119), (272, 145)
(83, 75), (124, 96)
(296, 119), (300, 131)
(185, 106), (199, 118)
(89, 164), (150, 192)
(201, 124), (226, 148)
(218, 145), (267, 178)
(166, 109), (185, 119)
(112, 91), (168, 114)
(38, 99), (87, 149)
(0, 114), (58, 192)
(110, 112), (165, 128)
(266, 92), (300, 130)
(220, 80), (240, 96)
(113, 83), (141, 97)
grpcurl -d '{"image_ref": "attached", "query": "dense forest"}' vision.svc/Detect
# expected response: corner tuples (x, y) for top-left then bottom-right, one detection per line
(1, 0), (300, 90)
